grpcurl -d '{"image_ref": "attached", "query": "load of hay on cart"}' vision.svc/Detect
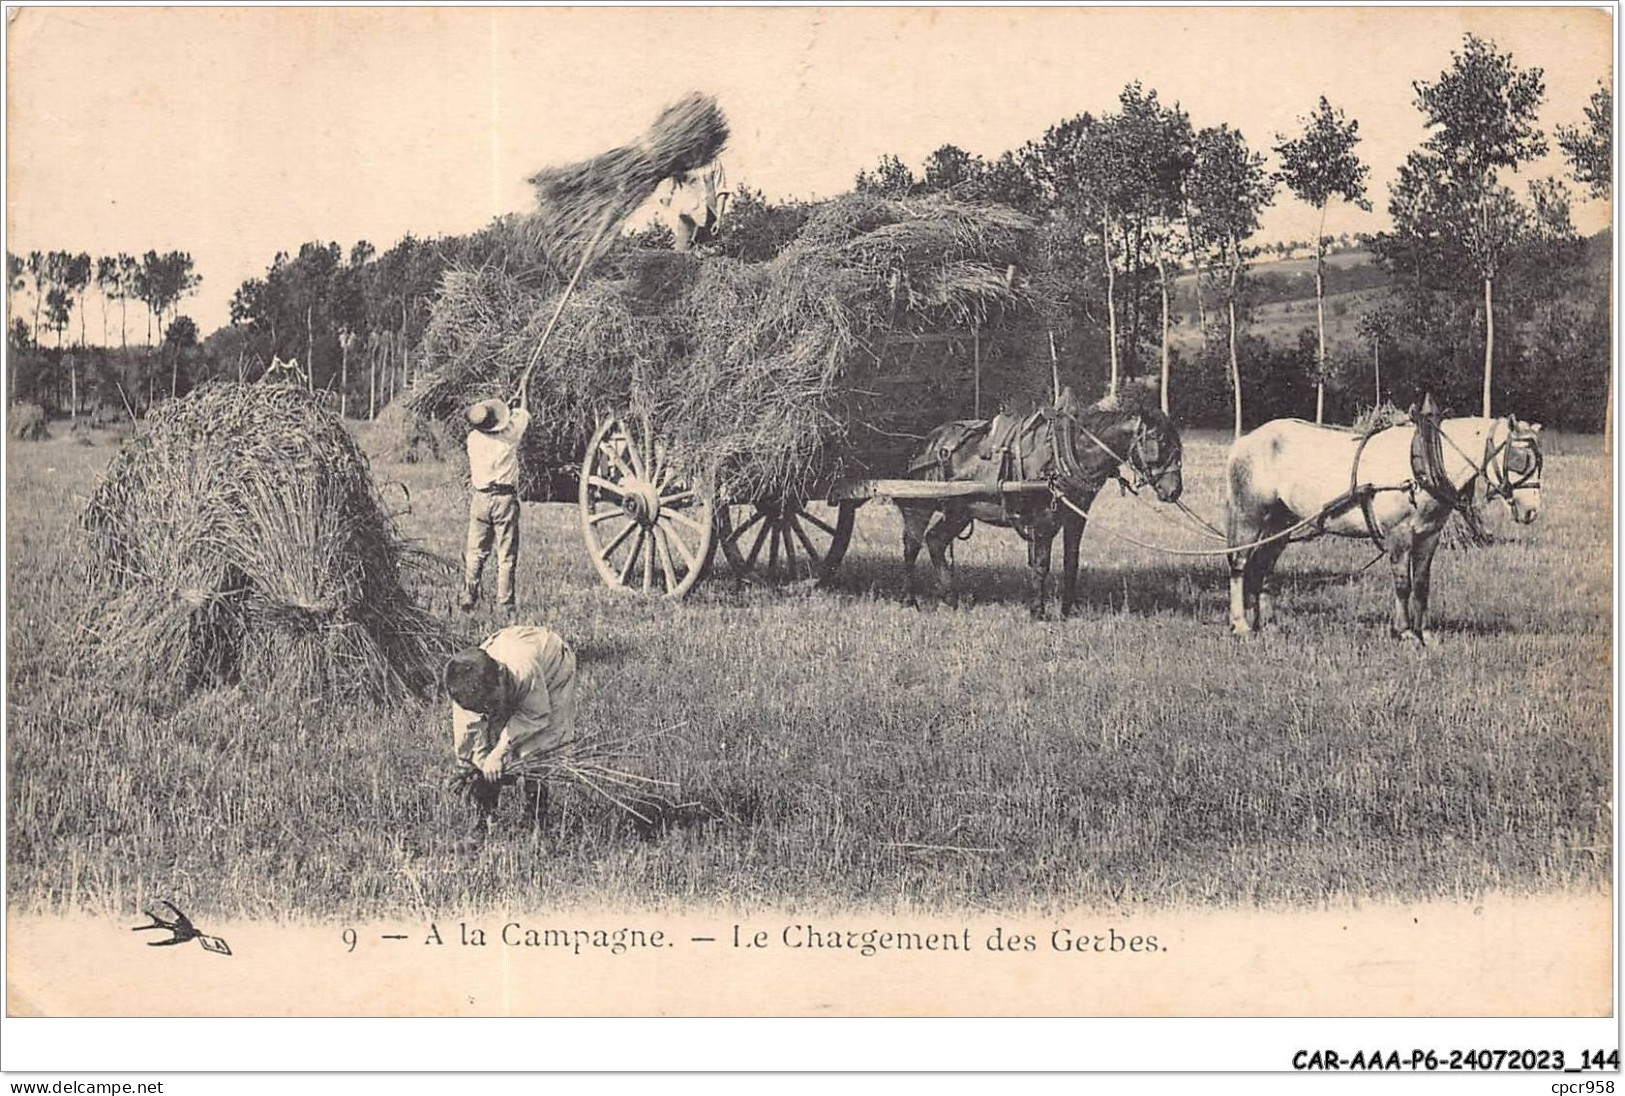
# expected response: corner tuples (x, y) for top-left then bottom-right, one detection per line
(413, 183), (1069, 598)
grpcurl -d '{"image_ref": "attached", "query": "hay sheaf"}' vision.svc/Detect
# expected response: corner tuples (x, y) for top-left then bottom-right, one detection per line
(10, 402), (49, 441)
(415, 193), (1055, 502)
(372, 400), (453, 464)
(524, 93), (729, 274)
(82, 383), (453, 705)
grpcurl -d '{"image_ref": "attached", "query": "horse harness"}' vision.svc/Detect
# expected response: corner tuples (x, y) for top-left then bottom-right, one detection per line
(1310, 411), (1536, 548)
(919, 409), (1089, 489)
(912, 406), (1174, 552)
(1304, 414), (1441, 548)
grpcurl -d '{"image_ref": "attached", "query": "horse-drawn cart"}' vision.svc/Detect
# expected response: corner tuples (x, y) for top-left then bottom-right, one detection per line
(416, 193), (1091, 597)
(576, 404), (1075, 597)
(572, 379), (1182, 602)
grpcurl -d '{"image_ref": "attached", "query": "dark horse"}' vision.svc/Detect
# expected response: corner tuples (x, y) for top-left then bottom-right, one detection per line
(897, 387), (1184, 619)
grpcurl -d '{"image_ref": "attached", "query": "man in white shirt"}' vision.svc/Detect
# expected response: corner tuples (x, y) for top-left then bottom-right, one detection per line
(445, 625), (578, 837)
(461, 395), (532, 611)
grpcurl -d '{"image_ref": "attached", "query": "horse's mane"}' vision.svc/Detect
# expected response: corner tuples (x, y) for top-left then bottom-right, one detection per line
(1071, 386), (1167, 436)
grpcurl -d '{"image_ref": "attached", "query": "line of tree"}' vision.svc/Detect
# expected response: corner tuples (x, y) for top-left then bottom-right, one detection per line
(813, 34), (1610, 435)
(213, 224), (516, 418)
(6, 248), (199, 416)
(9, 33), (1606, 436)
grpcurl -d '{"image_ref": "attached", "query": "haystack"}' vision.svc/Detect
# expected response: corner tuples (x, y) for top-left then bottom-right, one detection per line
(414, 193), (1058, 502)
(372, 400), (452, 464)
(82, 383), (452, 705)
(10, 402), (49, 441)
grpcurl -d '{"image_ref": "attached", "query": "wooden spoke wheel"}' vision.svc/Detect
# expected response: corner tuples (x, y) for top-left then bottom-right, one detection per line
(717, 499), (857, 585)
(579, 414), (715, 598)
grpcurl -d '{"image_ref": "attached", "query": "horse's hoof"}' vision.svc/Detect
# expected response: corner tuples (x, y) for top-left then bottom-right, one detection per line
(1420, 629), (1439, 648)
(1395, 630), (1424, 647)
(1229, 622), (1253, 637)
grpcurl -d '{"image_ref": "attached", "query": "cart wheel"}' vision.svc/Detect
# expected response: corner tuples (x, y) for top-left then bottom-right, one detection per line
(717, 499), (857, 585)
(579, 414), (715, 597)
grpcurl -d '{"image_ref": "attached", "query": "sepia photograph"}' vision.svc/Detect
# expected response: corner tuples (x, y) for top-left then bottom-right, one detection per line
(2, 3), (1616, 1070)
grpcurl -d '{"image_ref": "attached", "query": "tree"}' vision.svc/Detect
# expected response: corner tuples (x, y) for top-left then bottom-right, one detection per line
(63, 252), (92, 348)
(1028, 111), (1135, 394)
(1275, 96), (1371, 423)
(44, 287), (71, 347)
(1408, 33), (1548, 416)
(713, 184), (809, 262)
(6, 252), (24, 321)
(1190, 124), (1275, 436)
(48, 252), (93, 417)
(1558, 81), (1612, 199)
(136, 250), (201, 396)
(95, 256), (119, 346)
(1355, 298), (1403, 409)
(134, 252), (157, 348)
(114, 253), (139, 349)
(25, 251), (44, 345)
(854, 153), (917, 197)
(1558, 78), (1613, 450)
(6, 253), (24, 396)
(1115, 84), (1195, 412)
(920, 144), (984, 194)
(165, 314), (199, 349)
(978, 150), (1043, 212)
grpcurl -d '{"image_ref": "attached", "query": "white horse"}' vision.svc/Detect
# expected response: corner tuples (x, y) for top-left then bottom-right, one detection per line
(1225, 415), (1543, 642)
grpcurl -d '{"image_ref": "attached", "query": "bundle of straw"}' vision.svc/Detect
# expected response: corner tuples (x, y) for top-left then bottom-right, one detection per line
(372, 400), (450, 464)
(82, 382), (454, 706)
(9, 402), (49, 441)
(524, 93), (729, 273)
(448, 725), (691, 824)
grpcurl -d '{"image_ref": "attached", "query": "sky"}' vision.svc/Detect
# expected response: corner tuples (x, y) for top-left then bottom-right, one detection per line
(5, 5), (1614, 338)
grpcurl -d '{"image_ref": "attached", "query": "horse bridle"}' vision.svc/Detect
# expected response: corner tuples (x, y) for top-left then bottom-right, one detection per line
(1126, 416), (1181, 493)
(1438, 415), (1543, 502)
(1045, 406), (1180, 500)
(1485, 419), (1542, 500)
(1072, 413), (1179, 494)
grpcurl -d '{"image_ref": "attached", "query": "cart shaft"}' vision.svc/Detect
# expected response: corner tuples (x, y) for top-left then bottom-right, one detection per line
(827, 478), (1051, 502)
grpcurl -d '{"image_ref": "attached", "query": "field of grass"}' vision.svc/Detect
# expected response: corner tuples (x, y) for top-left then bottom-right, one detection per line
(5, 422), (1612, 919)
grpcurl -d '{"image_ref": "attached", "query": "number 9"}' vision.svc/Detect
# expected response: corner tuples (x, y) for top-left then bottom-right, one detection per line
(343, 928), (357, 953)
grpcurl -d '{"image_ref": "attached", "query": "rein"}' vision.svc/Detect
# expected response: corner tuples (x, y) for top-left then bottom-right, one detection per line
(1050, 488), (1331, 557)
(1057, 417), (1541, 565)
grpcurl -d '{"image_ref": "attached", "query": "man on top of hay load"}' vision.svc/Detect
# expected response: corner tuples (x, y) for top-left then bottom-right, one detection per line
(445, 624), (577, 839)
(460, 390), (530, 611)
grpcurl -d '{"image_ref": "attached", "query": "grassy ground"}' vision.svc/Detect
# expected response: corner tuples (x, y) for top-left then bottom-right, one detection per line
(5, 423), (1612, 919)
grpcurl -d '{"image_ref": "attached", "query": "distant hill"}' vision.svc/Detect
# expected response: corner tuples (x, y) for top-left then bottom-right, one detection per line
(1166, 248), (1391, 356)
(1168, 230), (1609, 356)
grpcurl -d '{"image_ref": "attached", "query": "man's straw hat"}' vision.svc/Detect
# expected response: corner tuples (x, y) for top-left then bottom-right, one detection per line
(466, 399), (509, 433)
